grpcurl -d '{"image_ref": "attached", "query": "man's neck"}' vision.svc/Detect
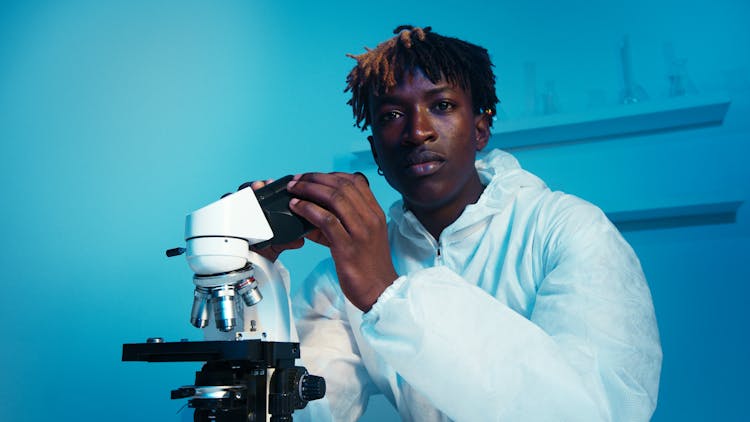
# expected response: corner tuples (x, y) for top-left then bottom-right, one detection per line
(406, 173), (485, 241)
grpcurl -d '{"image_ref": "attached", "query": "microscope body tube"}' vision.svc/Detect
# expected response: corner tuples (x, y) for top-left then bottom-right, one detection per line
(182, 183), (300, 343)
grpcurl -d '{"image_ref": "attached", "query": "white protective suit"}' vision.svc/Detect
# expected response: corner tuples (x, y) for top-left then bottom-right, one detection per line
(292, 149), (662, 422)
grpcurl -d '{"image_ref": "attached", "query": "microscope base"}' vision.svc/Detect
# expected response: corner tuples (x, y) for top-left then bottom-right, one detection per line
(122, 340), (321, 421)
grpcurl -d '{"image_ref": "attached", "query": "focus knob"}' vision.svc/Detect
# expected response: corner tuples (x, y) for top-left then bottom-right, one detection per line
(300, 374), (326, 402)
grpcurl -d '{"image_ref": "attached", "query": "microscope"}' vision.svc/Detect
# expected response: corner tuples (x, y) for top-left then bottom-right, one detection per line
(122, 176), (325, 421)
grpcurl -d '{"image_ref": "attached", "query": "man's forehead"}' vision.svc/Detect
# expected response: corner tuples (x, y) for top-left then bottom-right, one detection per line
(371, 70), (461, 98)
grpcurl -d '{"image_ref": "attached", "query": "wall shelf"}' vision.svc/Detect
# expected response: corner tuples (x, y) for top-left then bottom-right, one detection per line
(491, 94), (731, 151)
(335, 94), (731, 170)
(607, 199), (744, 232)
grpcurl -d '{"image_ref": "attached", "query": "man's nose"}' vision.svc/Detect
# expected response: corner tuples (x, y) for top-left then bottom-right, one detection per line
(403, 107), (436, 145)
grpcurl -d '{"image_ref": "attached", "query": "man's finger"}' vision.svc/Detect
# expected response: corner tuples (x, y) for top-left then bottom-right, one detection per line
(289, 198), (349, 247)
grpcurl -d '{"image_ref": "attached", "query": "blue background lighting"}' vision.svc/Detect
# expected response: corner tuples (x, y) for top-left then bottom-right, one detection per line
(1, 1), (748, 420)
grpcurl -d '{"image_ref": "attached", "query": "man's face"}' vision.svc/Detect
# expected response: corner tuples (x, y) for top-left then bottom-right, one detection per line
(368, 69), (489, 213)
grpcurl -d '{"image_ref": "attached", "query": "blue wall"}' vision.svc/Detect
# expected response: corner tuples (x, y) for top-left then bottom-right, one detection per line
(1, 1), (748, 420)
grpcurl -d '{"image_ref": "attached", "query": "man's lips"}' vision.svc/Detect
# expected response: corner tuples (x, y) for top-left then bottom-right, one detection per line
(404, 150), (446, 176)
(404, 150), (446, 167)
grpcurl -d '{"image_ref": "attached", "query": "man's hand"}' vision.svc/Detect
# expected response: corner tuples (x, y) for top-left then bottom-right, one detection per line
(286, 172), (398, 312)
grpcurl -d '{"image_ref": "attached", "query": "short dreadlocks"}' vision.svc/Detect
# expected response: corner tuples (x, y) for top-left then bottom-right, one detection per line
(345, 25), (499, 131)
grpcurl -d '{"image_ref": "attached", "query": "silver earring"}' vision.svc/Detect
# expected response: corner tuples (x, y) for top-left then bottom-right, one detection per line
(377, 167), (384, 176)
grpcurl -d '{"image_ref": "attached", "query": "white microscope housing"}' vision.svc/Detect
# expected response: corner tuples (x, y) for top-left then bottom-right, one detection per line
(181, 186), (296, 343)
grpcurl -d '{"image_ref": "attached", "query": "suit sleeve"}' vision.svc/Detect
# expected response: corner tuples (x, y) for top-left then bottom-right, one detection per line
(291, 259), (379, 422)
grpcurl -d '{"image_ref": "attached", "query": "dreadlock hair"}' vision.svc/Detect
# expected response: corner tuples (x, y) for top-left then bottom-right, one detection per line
(345, 25), (499, 131)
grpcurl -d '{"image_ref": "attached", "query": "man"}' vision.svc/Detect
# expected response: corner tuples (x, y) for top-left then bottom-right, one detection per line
(268, 25), (661, 421)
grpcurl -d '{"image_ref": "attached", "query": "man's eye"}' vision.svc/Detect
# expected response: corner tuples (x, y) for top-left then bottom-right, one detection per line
(434, 101), (455, 112)
(380, 111), (402, 122)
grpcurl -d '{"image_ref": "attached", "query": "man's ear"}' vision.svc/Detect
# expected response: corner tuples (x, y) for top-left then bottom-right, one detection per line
(368, 135), (381, 167)
(474, 114), (491, 151)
